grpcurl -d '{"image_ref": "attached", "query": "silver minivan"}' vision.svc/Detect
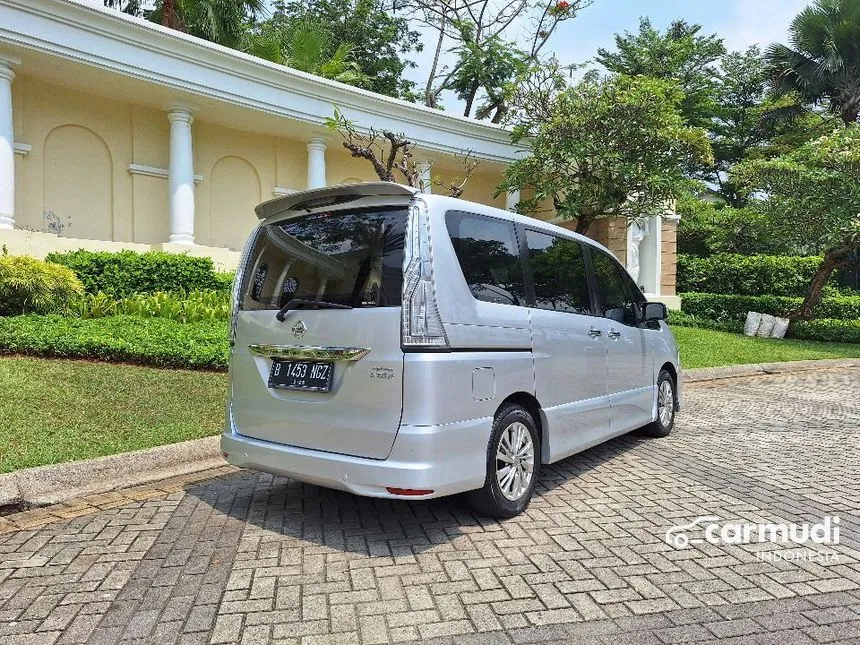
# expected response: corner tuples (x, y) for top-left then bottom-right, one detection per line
(222, 182), (682, 517)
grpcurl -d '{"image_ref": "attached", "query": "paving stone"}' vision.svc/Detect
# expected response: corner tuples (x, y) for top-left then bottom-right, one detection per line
(0, 369), (858, 645)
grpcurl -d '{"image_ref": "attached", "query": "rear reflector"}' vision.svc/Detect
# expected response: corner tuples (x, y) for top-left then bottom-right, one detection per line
(386, 487), (434, 496)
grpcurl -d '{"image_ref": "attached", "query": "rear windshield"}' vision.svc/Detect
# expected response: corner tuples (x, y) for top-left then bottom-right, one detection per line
(240, 207), (408, 310)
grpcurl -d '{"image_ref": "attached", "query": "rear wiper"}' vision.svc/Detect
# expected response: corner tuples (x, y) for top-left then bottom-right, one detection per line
(276, 298), (352, 322)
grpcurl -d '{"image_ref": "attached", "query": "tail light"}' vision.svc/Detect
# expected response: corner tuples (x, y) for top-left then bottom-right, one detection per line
(401, 198), (449, 350)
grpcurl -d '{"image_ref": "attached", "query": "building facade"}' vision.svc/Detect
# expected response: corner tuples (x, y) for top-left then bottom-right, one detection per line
(0, 0), (679, 306)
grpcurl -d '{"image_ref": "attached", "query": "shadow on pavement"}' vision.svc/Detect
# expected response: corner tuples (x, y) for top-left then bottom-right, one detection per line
(185, 432), (648, 556)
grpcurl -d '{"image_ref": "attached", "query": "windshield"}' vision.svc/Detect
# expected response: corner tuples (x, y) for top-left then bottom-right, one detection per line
(239, 207), (408, 311)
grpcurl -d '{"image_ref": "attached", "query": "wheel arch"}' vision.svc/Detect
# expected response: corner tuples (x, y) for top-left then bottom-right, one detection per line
(659, 361), (679, 410)
(495, 392), (549, 464)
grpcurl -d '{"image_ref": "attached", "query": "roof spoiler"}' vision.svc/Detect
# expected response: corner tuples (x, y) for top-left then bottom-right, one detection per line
(255, 182), (418, 220)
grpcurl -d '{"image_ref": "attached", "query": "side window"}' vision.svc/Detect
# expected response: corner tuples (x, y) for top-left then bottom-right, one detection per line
(590, 248), (643, 326)
(525, 230), (592, 315)
(446, 211), (525, 306)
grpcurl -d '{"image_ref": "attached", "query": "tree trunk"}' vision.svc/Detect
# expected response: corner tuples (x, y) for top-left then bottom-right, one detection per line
(162, 0), (176, 28)
(787, 244), (854, 320)
(463, 80), (480, 118)
(425, 17), (446, 108)
(840, 101), (859, 126)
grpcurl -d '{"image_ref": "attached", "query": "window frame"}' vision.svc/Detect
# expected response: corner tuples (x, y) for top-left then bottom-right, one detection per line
(519, 225), (600, 317)
(444, 209), (528, 308)
(585, 245), (648, 327)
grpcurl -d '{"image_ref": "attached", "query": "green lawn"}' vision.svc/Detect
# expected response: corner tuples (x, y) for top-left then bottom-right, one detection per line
(672, 326), (860, 368)
(1, 327), (858, 473)
(0, 356), (227, 473)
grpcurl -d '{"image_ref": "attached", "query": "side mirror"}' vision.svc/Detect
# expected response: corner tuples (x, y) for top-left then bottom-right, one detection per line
(643, 302), (668, 322)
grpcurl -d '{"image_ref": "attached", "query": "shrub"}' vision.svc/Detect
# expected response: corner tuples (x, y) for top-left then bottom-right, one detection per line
(0, 255), (84, 316)
(793, 319), (860, 344)
(677, 254), (834, 296)
(78, 290), (230, 323)
(667, 310), (743, 333)
(45, 250), (233, 296)
(0, 315), (229, 370)
(681, 292), (860, 323)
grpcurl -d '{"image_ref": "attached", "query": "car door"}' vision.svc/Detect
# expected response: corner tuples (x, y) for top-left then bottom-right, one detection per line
(587, 246), (653, 433)
(524, 229), (610, 462)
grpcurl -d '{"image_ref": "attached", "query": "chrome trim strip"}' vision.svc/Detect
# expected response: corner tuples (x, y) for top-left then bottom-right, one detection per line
(247, 344), (371, 361)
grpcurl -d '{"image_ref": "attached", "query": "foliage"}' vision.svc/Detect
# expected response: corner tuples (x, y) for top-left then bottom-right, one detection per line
(733, 126), (860, 317)
(667, 310), (743, 333)
(0, 315), (229, 371)
(407, 0), (592, 118)
(325, 108), (479, 196)
(450, 34), (527, 121)
(766, 0), (860, 125)
(501, 74), (712, 233)
(78, 290), (231, 323)
(0, 357), (226, 473)
(243, 19), (368, 85)
(148, 0), (265, 48)
(0, 255), (84, 316)
(680, 292), (860, 323)
(596, 18), (725, 130)
(677, 253), (834, 296)
(45, 250), (232, 297)
(245, 0), (421, 99)
(707, 46), (835, 205)
(668, 325), (860, 367)
(792, 318), (860, 344)
(677, 196), (799, 256)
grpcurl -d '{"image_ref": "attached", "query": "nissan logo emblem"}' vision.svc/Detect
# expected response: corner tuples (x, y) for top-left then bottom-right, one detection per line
(291, 320), (307, 339)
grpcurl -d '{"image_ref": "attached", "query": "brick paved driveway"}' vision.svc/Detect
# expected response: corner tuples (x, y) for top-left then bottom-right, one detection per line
(2, 368), (860, 645)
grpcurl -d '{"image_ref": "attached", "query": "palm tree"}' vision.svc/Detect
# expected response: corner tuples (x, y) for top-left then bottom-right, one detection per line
(149, 0), (265, 48)
(766, 0), (860, 125)
(243, 21), (369, 86)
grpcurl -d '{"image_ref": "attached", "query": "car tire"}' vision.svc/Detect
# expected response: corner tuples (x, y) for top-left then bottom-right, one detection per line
(640, 369), (676, 438)
(466, 404), (540, 518)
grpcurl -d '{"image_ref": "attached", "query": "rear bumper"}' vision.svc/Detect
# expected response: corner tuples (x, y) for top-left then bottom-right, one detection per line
(221, 409), (490, 499)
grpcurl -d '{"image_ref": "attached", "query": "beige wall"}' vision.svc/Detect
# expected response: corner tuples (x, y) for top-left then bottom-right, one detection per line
(9, 75), (508, 254)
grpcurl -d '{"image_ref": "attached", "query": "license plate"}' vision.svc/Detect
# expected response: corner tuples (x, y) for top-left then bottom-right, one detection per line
(268, 360), (333, 392)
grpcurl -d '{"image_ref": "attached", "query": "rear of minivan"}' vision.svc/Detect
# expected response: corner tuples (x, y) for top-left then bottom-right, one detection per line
(221, 183), (494, 499)
(222, 182), (680, 516)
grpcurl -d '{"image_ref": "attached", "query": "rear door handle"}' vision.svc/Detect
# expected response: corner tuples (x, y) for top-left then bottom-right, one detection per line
(587, 327), (602, 338)
(607, 329), (621, 339)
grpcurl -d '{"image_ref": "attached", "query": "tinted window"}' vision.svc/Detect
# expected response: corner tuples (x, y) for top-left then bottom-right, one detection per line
(526, 230), (592, 315)
(240, 207), (407, 310)
(590, 249), (643, 326)
(446, 211), (525, 306)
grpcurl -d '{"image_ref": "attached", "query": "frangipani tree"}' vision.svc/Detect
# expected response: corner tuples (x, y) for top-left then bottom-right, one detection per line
(500, 72), (713, 234)
(733, 126), (860, 319)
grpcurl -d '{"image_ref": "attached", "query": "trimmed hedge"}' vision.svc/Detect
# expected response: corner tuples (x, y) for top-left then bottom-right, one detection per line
(0, 315), (229, 370)
(677, 254), (832, 297)
(667, 311), (743, 333)
(681, 292), (860, 323)
(45, 250), (233, 297)
(792, 319), (860, 345)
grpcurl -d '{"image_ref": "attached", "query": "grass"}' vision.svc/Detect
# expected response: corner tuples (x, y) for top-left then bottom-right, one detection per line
(1, 326), (858, 473)
(672, 326), (860, 369)
(0, 356), (227, 473)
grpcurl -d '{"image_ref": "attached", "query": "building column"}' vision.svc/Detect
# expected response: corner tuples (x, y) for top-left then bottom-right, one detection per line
(306, 138), (327, 189)
(167, 107), (195, 244)
(505, 189), (520, 212)
(417, 160), (432, 194)
(0, 59), (16, 231)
